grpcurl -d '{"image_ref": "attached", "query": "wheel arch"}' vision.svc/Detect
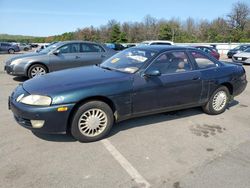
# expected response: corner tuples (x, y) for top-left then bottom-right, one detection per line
(8, 48), (15, 53)
(220, 82), (233, 95)
(66, 96), (117, 133)
(26, 62), (49, 77)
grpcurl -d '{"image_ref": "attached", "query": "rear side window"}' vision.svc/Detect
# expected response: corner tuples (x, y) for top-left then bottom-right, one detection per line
(1, 43), (10, 47)
(80, 43), (105, 52)
(191, 51), (217, 69)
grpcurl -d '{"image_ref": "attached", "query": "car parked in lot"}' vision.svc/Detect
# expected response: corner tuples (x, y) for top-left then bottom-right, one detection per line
(232, 47), (250, 64)
(194, 46), (220, 60)
(4, 41), (116, 78)
(0, 42), (20, 54)
(9, 46), (247, 142)
(140, 40), (174, 46)
(36, 42), (58, 53)
(105, 43), (125, 51)
(17, 43), (32, 51)
(227, 44), (250, 58)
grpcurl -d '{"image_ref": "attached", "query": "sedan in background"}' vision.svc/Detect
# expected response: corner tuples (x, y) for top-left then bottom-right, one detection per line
(9, 46), (247, 142)
(232, 47), (250, 64)
(194, 46), (220, 60)
(4, 41), (116, 78)
(17, 43), (32, 51)
(140, 40), (174, 46)
(0, 42), (20, 54)
(105, 43), (125, 51)
(227, 45), (250, 58)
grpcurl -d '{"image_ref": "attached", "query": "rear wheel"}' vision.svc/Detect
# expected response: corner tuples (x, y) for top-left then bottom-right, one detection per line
(71, 101), (114, 142)
(8, 49), (15, 54)
(28, 64), (48, 78)
(202, 86), (229, 115)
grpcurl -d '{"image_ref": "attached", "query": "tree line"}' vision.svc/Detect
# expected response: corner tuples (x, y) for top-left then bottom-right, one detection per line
(1, 1), (250, 44)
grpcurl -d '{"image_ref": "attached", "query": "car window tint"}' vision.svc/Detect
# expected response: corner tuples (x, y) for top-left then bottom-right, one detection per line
(1, 43), (10, 47)
(244, 48), (250, 52)
(58, 44), (80, 53)
(148, 51), (192, 74)
(81, 43), (104, 52)
(151, 42), (171, 45)
(191, 51), (217, 69)
(203, 48), (212, 53)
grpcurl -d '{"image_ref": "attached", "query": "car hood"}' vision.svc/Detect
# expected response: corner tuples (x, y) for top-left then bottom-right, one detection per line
(6, 52), (47, 64)
(22, 65), (132, 96)
(233, 52), (250, 58)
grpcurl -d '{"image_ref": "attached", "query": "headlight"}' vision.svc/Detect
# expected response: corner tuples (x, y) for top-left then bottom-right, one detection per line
(10, 59), (22, 66)
(19, 95), (52, 106)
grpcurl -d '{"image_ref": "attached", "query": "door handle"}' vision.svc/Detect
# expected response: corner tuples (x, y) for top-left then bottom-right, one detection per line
(101, 55), (106, 58)
(192, 76), (200, 80)
(75, 56), (80, 59)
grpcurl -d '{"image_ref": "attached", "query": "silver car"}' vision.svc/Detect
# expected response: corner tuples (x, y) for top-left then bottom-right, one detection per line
(4, 41), (116, 78)
(232, 47), (250, 64)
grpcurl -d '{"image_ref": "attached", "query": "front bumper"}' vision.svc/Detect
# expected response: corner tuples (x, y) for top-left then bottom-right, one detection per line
(233, 78), (248, 97)
(232, 57), (250, 64)
(9, 86), (75, 134)
(4, 64), (27, 76)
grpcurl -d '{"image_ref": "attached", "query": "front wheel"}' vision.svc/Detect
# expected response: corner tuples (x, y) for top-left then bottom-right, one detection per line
(202, 86), (230, 115)
(8, 49), (15, 54)
(28, 64), (48, 78)
(71, 101), (114, 142)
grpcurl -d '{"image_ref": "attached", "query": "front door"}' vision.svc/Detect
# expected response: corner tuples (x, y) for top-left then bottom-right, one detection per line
(132, 51), (202, 115)
(49, 43), (83, 71)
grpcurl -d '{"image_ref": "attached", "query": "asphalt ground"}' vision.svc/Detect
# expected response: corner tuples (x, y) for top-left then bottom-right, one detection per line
(0, 52), (250, 188)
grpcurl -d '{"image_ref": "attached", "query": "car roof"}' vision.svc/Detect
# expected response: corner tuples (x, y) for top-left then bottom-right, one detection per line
(132, 45), (195, 53)
(59, 40), (101, 45)
(142, 40), (173, 44)
(193, 45), (212, 48)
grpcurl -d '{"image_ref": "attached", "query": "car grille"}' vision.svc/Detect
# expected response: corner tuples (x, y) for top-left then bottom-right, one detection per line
(14, 116), (32, 127)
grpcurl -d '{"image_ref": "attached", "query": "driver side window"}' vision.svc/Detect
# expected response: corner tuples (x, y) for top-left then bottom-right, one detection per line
(148, 51), (192, 74)
(58, 44), (80, 54)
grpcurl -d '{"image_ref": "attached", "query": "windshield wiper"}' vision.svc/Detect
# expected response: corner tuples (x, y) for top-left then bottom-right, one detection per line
(99, 65), (113, 71)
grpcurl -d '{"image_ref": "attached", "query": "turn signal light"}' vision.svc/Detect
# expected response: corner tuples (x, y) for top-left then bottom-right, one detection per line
(57, 107), (68, 112)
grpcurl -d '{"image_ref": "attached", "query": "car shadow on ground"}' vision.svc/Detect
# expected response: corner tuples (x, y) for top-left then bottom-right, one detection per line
(109, 107), (203, 138)
(109, 100), (239, 138)
(32, 132), (77, 142)
(13, 76), (28, 82)
(31, 100), (239, 142)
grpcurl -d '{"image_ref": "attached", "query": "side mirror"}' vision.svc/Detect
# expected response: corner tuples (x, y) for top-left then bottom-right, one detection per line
(143, 69), (161, 77)
(53, 50), (60, 55)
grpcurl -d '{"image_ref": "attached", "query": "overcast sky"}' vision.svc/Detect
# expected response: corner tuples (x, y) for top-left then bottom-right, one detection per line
(0, 0), (249, 36)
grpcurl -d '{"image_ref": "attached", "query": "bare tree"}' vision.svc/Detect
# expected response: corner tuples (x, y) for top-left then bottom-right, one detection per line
(228, 1), (250, 31)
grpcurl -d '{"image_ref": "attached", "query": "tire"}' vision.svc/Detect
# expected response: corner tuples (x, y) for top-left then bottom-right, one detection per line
(8, 49), (15, 54)
(71, 101), (114, 142)
(202, 86), (230, 115)
(28, 64), (48, 78)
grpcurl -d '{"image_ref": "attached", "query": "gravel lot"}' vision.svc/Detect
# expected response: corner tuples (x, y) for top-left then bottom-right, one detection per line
(0, 52), (250, 188)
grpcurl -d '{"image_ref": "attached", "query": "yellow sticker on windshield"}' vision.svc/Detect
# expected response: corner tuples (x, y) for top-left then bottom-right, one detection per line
(111, 58), (120, 63)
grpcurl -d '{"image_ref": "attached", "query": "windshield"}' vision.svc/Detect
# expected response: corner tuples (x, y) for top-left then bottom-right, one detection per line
(39, 42), (61, 53)
(233, 46), (241, 50)
(101, 48), (156, 73)
(244, 48), (250, 53)
(234, 45), (248, 51)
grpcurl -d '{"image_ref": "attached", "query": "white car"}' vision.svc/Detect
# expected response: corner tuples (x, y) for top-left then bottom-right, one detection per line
(232, 48), (250, 64)
(140, 40), (174, 46)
